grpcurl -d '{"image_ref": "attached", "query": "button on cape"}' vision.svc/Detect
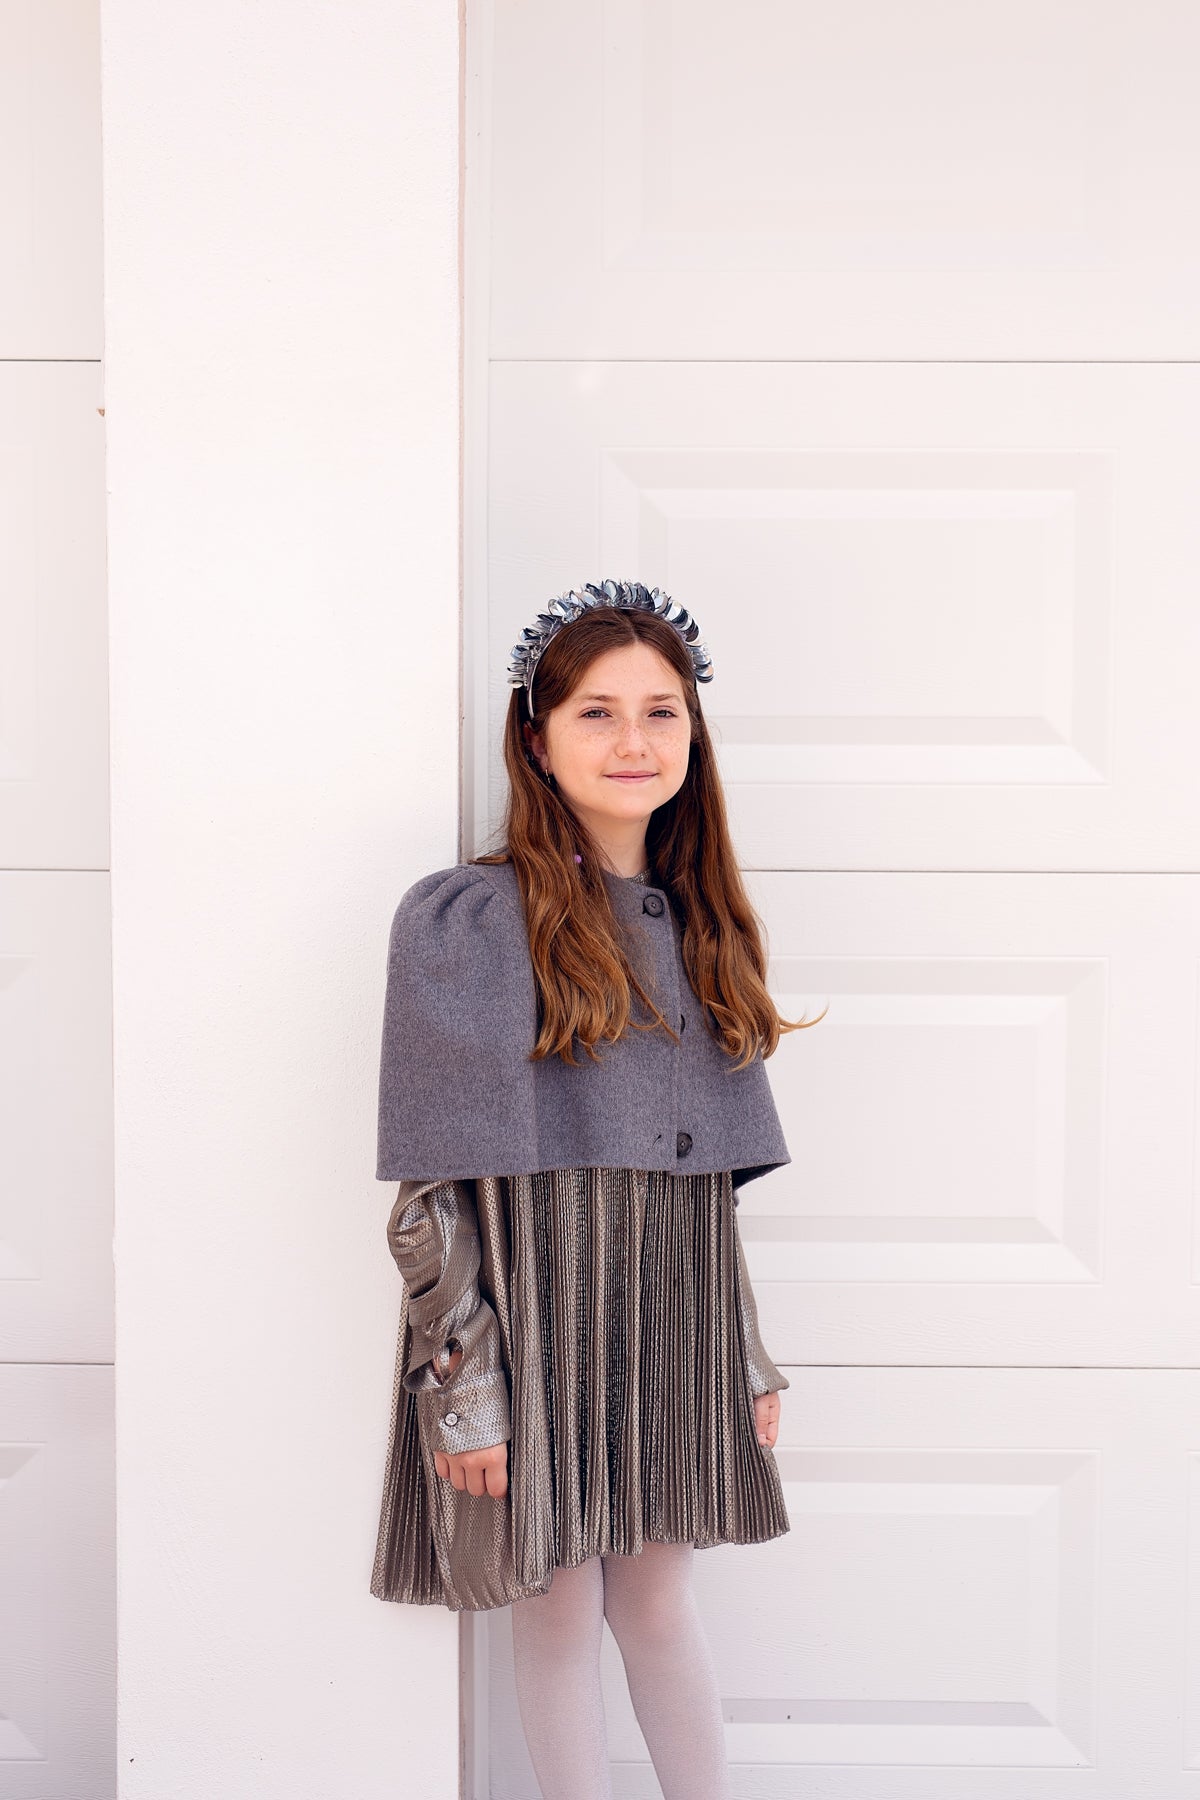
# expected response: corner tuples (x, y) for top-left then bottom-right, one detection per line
(375, 859), (792, 1193)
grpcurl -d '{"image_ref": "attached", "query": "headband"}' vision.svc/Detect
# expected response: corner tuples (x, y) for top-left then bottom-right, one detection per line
(506, 578), (714, 722)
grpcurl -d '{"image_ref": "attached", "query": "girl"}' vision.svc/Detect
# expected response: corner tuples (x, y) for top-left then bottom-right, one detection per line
(370, 580), (822, 1799)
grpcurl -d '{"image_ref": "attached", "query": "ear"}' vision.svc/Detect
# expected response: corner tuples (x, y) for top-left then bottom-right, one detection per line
(522, 720), (548, 768)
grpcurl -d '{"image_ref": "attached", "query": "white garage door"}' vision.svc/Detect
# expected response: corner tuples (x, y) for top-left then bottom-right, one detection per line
(464, 4), (1200, 1793)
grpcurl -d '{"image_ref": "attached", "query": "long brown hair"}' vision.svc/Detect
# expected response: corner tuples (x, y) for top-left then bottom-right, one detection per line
(473, 604), (826, 1068)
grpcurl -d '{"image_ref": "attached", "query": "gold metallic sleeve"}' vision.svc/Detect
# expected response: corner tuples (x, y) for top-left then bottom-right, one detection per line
(731, 1207), (790, 1398)
(385, 1177), (512, 1453)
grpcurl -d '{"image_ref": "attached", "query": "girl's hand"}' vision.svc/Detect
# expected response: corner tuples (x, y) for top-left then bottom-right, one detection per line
(433, 1441), (509, 1498)
(429, 1340), (509, 1496)
(754, 1389), (781, 1449)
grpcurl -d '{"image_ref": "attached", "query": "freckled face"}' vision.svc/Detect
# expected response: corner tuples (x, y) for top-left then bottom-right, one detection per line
(526, 642), (692, 829)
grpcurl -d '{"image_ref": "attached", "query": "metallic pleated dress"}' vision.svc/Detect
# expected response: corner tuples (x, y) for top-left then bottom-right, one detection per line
(370, 1163), (791, 1614)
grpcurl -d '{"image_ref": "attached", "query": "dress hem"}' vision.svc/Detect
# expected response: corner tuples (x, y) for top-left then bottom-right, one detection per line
(370, 1511), (791, 1614)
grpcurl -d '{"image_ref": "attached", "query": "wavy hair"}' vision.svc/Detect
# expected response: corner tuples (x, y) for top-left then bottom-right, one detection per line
(472, 603), (826, 1068)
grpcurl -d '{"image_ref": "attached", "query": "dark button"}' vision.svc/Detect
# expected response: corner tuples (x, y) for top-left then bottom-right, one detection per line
(642, 893), (664, 917)
(676, 1131), (692, 1156)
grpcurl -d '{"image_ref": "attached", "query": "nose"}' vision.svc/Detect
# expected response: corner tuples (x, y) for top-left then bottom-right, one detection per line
(614, 717), (651, 752)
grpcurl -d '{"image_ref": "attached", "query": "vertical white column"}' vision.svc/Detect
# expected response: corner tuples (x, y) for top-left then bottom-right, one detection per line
(101, 2), (465, 1793)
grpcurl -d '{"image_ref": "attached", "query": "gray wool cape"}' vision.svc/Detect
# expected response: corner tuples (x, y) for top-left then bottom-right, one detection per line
(375, 858), (792, 1191)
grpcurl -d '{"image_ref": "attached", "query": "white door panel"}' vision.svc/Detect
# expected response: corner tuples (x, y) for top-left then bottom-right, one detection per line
(489, 0), (1200, 361)
(0, 0), (103, 357)
(486, 1368), (1200, 1796)
(0, 1364), (115, 1799)
(484, 359), (1200, 870)
(741, 868), (1200, 1365)
(471, 4), (1196, 1793)
(0, 364), (108, 869)
(0, 872), (113, 1362)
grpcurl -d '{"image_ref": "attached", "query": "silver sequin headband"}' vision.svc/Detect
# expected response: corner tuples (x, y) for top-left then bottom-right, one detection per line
(506, 578), (714, 722)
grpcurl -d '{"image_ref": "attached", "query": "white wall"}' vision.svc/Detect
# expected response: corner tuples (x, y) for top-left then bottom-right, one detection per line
(101, 3), (464, 1794)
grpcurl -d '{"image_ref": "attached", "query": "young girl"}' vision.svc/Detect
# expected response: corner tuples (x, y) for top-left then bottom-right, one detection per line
(370, 580), (821, 1799)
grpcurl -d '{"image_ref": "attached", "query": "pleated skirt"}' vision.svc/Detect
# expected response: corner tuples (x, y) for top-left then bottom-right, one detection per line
(370, 1166), (791, 1613)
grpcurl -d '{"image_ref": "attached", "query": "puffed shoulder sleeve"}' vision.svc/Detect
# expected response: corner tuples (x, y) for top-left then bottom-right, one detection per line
(375, 863), (538, 1181)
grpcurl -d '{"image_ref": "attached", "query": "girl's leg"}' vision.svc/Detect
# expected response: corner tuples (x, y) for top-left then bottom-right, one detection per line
(509, 1554), (612, 1800)
(600, 1540), (732, 1800)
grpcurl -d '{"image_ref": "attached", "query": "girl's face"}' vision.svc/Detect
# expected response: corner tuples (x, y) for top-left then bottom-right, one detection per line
(524, 641), (693, 838)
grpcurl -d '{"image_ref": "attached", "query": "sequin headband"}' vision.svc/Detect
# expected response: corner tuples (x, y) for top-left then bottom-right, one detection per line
(506, 578), (715, 722)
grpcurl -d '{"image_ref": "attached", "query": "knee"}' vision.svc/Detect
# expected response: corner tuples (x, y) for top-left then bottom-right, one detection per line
(602, 1578), (693, 1657)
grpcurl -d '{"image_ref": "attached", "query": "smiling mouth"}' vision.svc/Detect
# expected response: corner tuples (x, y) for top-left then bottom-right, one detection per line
(606, 772), (656, 780)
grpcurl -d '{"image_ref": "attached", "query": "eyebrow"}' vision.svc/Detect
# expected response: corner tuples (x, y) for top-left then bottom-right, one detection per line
(577, 692), (682, 703)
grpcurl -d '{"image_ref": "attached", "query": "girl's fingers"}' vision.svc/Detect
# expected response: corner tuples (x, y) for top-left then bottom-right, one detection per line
(754, 1390), (782, 1448)
(432, 1443), (510, 1499)
(486, 1462), (509, 1499)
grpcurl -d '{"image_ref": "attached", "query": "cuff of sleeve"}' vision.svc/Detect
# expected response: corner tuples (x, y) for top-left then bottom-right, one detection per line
(417, 1373), (512, 1453)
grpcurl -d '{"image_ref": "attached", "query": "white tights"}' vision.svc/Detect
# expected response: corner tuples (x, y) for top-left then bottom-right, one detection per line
(509, 1540), (732, 1800)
